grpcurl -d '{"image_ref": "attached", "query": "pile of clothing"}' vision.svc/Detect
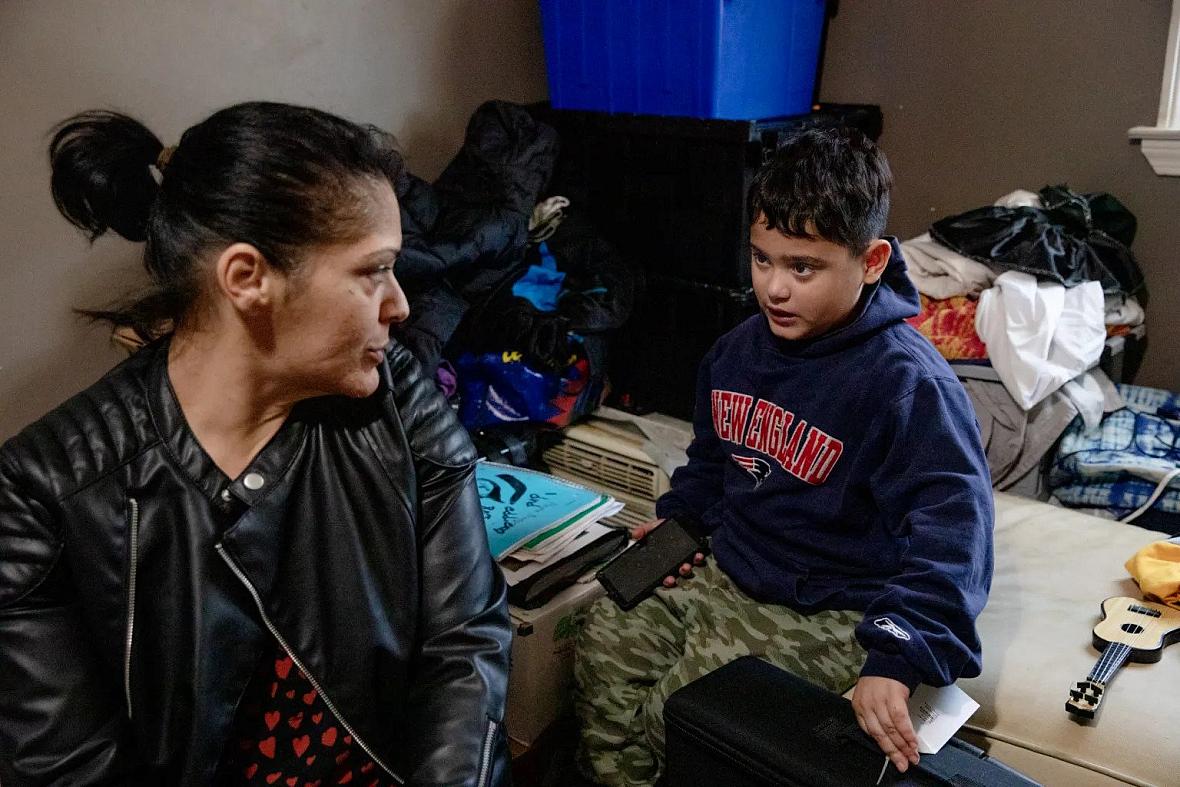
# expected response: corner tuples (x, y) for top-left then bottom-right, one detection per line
(393, 101), (635, 433)
(902, 186), (1148, 498)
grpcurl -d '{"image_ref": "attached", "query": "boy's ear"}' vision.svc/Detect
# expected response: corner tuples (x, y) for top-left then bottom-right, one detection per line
(861, 239), (892, 284)
(214, 243), (280, 313)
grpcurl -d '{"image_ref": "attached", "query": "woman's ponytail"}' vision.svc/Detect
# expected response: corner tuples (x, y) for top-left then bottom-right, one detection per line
(49, 110), (162, 243)
(48, 101), (405, 340)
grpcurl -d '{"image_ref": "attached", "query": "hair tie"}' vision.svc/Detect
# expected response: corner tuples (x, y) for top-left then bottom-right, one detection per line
(156, 145), (177, 172)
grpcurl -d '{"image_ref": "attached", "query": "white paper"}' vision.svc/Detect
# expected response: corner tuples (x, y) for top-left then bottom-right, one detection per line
(498, 519), (620, 585)
(510, 502), (625, 562)
(907, 683), (980, 755)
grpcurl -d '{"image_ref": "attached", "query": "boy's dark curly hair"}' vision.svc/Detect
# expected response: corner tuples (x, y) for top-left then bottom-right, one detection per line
(749, 127), (892, 255)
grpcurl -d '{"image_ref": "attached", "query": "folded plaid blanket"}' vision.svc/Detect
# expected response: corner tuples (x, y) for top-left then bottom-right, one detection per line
(1051, 384), (1180, 524)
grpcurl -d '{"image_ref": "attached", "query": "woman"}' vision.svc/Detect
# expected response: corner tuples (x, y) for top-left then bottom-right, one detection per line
(0, 102), (511, 786)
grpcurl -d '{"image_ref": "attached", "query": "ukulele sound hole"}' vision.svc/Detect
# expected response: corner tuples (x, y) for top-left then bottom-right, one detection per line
(1121, 623), (1145, 634)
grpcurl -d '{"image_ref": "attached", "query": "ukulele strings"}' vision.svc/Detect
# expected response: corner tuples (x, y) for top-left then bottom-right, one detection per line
(1093, 599), (1168, 683)
(1074, 598), (1177, 711)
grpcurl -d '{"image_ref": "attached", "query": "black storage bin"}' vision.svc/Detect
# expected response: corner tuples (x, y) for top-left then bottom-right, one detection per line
(1099, 329), (1146, 384)
(530, 103), (882, 288)
(609, 275), (759, 421)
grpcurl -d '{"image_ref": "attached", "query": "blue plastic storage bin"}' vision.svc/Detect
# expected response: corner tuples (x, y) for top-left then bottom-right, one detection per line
(539, 0), (827, 120)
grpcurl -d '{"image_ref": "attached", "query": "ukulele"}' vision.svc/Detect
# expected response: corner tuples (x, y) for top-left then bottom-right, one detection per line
(1065, 596), (1180, 719)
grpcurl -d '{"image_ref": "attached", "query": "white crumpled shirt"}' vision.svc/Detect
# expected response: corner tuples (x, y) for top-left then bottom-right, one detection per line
(975, 271), (1106, 412)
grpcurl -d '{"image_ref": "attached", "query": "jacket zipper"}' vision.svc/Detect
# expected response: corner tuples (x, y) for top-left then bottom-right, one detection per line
(477, 718), (498, 787)
(124, 497), (140, 719)
(215, 543), (404, 784)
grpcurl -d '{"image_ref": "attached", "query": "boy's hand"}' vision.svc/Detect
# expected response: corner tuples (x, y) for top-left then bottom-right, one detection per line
(851, 676), (920, 773)
(629, 518), (706, 588)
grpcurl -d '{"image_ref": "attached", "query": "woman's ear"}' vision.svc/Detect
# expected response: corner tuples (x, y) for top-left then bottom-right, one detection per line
(861, 239), (893, 284)
(214, 243), (276, 313)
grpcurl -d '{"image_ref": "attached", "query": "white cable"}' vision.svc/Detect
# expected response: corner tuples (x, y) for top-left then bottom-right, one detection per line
(1119, 467), (1180, 523)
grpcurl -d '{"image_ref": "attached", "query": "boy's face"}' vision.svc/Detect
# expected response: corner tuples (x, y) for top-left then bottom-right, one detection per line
(749, 214), (890, 342)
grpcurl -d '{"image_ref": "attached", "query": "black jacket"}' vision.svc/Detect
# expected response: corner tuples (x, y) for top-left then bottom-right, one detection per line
(0, 340), (511, 786)
(395, 100), (559, 374)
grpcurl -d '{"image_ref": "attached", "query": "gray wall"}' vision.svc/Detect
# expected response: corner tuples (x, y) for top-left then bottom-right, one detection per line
(4, 1), (1177, 440)
(820, 0), (1180, 390)
(0, 0), (547, 440)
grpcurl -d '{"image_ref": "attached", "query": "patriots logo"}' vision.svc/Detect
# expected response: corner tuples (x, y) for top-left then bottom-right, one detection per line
(731, 454), (772, 487)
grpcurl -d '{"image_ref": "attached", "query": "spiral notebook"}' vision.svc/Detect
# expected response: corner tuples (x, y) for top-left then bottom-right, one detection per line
(477, 461), (618, 560)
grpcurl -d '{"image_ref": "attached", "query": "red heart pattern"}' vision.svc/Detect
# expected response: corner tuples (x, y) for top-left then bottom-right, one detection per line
(219, 643), (394, 785)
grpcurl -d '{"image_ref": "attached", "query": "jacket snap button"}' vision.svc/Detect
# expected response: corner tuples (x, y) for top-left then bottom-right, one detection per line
(243, 472), (265, 491)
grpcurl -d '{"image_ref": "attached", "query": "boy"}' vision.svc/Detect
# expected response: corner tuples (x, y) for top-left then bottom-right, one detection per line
(574, 128), (993, 787)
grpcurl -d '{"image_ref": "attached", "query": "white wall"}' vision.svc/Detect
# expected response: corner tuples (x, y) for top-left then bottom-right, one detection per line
(0, 0), (548, 439)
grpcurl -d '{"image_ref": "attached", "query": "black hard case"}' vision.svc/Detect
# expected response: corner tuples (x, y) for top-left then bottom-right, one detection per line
(663, 656), (1040, 787)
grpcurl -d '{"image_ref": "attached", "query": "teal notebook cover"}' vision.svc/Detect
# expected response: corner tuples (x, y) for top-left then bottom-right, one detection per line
(477, 462), (610, 559)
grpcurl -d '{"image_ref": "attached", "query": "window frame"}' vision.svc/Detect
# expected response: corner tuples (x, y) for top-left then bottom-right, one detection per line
(1128, 0), (1180, 175)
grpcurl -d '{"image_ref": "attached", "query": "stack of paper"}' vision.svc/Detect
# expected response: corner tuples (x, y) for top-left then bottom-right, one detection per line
(477, 462), (626, 603)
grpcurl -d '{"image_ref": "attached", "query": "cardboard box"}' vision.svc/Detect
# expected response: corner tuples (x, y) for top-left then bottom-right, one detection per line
(506, 578), (605, 745)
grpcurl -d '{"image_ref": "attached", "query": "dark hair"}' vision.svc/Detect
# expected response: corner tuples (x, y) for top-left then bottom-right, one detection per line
(49, 101), (404, 338)
(748, 127), (892, 255)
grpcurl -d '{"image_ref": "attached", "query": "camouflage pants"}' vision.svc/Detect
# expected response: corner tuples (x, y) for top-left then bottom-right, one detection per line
(573, 560), (866, 787)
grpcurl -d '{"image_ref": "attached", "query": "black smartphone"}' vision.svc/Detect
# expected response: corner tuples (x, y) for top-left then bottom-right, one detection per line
(596, 517), (709, 611)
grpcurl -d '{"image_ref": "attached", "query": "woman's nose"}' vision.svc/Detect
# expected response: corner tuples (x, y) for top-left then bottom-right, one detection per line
(380, 276), (410, 325)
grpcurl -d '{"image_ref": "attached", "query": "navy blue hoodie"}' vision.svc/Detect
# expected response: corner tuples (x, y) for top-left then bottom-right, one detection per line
(656, 240), (994, 690)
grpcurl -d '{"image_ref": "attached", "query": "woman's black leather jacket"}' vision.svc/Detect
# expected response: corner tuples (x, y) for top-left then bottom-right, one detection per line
(0, 340), (511, 786)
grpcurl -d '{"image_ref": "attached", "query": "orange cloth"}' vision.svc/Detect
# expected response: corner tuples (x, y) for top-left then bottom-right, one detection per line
(1125, 540), (1180, 609)
(1106, 324), (1133, 338)
(904, 294), (988, 361)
